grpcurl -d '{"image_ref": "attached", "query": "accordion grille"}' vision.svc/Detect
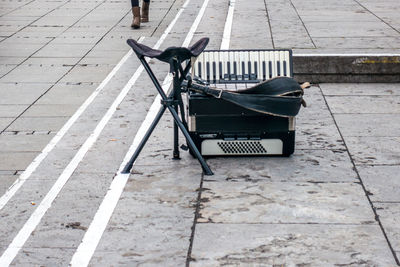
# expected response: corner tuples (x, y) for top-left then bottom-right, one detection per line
(217, 141), (267, 154)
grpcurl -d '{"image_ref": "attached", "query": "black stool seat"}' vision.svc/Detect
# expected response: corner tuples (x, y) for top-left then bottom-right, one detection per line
(127, 37), (209, 63)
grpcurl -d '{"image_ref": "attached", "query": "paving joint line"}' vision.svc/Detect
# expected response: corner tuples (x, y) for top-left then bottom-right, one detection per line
(353, 0), (400, 35)
(185, 172), (204, 267)
(148, 0), (179, 38)
(288, 0), (317, 49)
(318, 84), (400, 266)
(262, 0), (275, 49)
(195, 222), (379, 225)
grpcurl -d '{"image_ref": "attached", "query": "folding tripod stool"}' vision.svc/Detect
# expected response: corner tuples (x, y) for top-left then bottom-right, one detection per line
(122, 37), (213, 175)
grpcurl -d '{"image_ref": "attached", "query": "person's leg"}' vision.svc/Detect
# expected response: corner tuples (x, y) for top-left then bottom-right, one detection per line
(131, 0), (140, 28)
(141, 0), (150, 22)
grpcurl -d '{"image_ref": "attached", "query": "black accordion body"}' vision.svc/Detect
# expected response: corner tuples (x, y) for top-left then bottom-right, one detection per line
(187, 49), (298, 156)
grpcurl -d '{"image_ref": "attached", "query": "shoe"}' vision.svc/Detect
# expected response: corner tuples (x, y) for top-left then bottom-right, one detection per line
(141, 2), (149, 22)
(131, 7), (140, 29)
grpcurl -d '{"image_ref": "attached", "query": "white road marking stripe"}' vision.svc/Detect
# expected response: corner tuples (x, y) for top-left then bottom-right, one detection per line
(0, 36), (145, 266)
(0, 42), (135, 212)
(220, 0), (235, 50)
(69, 0), (211, 265)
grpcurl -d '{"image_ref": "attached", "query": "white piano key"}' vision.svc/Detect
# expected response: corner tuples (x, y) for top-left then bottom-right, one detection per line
(229, 51), (234, 79)
(214, 51), (219, 83)
(284, 51), (291, 77)
(278, 51), (284, 76)
(235, 51), (241, 80)
(270, 51), (278, 78)
(204, 52), (209, 81)
(208, 52), (214, 82)
(243, 52), (249, 80)
(250, 51), (260, 81)
(262, 51), (271, 80)
(223, 51), (229, 80)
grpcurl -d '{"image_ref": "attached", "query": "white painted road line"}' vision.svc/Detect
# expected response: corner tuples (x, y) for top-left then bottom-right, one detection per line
(0, 42), (135, 212)
(0, 36), (143, 266)
(220, 0), (235, 49)
(70, 0), (211, 265)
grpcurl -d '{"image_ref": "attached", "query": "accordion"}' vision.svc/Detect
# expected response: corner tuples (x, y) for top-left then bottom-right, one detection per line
(187, 49), (298, 156)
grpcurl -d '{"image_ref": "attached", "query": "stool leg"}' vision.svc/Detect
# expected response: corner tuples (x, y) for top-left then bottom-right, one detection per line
(173, 104), (180, 159)
(122, 105), (167, 174)
(167, 105), (213, 175)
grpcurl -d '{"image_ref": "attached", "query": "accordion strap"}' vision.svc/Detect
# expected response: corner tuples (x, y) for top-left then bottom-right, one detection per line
(189, 76), (306, 117)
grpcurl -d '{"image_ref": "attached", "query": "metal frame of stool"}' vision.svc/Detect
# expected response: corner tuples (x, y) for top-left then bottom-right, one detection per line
(122, 54), (213, 175)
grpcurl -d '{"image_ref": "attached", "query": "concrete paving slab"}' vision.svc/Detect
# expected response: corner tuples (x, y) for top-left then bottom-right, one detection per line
(230, 0), (273, 49)
(296, 120), (346, 150)
(31, 15), (83, 27)
(358, 165), (400, 202)
(0, 175), (17, 196)
(6, 117), (69, 132)
(59, 65), (114, 83)
(0, 43), (44, 57)
(0, 133), (54, 152)
(0, 56), (26, 65)
(1, 35), (52, 45)
(23, 55), (82, 66)
(199, 181), (374, 224)
(375, 203), (400, 254)
(0, 104), (27, 117)
(334, 113), (400, 137)
(14, 25), (67, 38)
(33, 43), (94, 58)
(0, 64), (16, 77)
(0, 179), (64, 253)
(21, 104), (81, 117)
(313, 36), (400, 49)
(0, 65), (71, 83)
(305, 21), (399, 38)
(320, 83), (400, 96)
(191, 224), (396, 266)
(0, 118), (14, 131)
(0, 83), (52, 105)
(325, 96), (400, 114)
(35, 83), (96, 105)
(0, 151), (37, 170)
(207, 149), (357, 183)
(91, 165), (200, 266)
(345, 136), (400, 165)
(11, 248), (76, 266)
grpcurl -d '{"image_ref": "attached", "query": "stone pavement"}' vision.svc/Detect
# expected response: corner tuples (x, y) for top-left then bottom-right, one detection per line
(0, 0), (400, 265)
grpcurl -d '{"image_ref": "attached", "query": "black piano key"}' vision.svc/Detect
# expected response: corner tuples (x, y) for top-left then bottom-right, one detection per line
(283, 61), (287, 76)
(212, 62), (216, 83)
(198, 62), (202, 78)
(268, 61), (272, 78)
(219, 62), (223, 81)
(248, 61), (252, 80)
(233, 61), (237, 80)
(206, 62), (210, 82)
(241, 62), (245, 80)
(262, 61), (266, 80)
(227, 62), (231, 80)
(277, 61), (280, 76)
(253, 62), (257, 80)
